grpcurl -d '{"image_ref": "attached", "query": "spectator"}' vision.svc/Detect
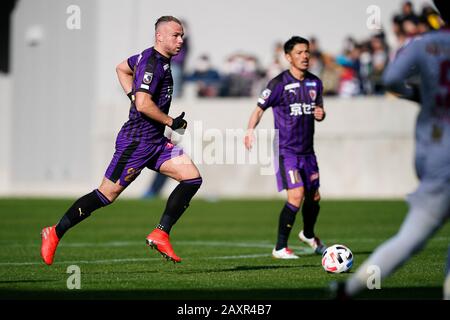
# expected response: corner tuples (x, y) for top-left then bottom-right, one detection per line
(370, 34), (388, 95)
(266, 42), (290, 80)
(222, 53), (263, 97)
(359, 41), (373, 95)
(187, 54), (221, 97)
(321, 53), (340, 96)
(401, 1), (420, 23)
(336, 49), (360, 97)
(309, 37), (324, 77)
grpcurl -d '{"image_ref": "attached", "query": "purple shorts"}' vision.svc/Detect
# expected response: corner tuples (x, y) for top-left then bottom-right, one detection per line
(105, 137), (183, 187)
(276, 154), (320, 192)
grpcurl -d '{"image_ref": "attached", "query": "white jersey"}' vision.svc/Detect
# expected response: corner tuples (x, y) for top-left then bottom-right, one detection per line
(383, 29), (450, 184)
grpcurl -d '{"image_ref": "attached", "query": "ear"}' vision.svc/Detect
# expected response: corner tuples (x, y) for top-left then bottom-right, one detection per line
(285, 53), (292, 64)
(156, 31), (163, 43)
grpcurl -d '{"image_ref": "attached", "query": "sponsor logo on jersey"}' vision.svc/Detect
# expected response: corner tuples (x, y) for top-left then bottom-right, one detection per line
(261, 89), (271, 100)
(143, 72), (153, 84)
(258, 89), (272, 105)
(310, 172), (319, 181)
(284, 83), (300, 91)
(289, 103), (314, 116)
(163, 64), (170, 71)
(305, 82), (317, 87)
(124, 168), (141, 182)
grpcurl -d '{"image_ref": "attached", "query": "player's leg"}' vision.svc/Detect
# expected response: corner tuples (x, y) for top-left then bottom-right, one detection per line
(272, 155), (303, 259)
(343, 182), (449, 298)
(156, 153), (202, 233)
(40, 178), (124, 266)
(277, 187), (303, 249)
(145, 149), (202, 263)
(272, 187), (303, 259)
(55, 178), (123, 239)
(41, 138), (145, 265)
(298, 154), (325, 254)
(301, 189), (321, 239)
(299, 189), (326, 254)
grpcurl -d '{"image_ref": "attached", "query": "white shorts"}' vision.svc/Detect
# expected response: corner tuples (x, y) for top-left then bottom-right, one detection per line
(407, 179), (450, 224)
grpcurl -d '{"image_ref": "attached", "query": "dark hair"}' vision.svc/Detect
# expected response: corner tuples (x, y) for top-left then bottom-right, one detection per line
(284, 36), (310, 54)
(434, 0), (450, 24)
(155, 16), (182, 31)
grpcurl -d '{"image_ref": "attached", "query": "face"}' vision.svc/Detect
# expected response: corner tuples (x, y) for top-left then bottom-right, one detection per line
(156, 21), (184, 56)
(285, 43), (310, 72)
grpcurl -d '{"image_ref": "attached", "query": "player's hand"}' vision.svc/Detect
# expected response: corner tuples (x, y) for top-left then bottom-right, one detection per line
(314, 106), (326, 121)
(170, 112), (188, 134)
(244, 129), (254, 150)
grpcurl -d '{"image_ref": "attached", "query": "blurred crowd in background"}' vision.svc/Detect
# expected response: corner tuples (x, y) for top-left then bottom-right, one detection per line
(175, 1), (445, 99)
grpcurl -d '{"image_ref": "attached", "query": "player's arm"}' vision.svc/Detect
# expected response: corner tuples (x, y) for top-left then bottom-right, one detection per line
(135, 92), (186, 131)
(383, 40), (421, 102)
(133, 59), (186, 131)
(116, 60), (134, 100)
(244, 106), (264, 150)
(314, 79), (326, 121)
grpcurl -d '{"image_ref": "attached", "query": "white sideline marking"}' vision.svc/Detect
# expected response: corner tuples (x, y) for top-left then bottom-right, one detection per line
(1, 236), (448, 248)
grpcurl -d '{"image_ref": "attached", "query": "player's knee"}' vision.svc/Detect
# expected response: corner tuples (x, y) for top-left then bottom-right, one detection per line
(288, 190), (304, 207)
(98, 185), (122, 203)
(181, 167), (201, 182)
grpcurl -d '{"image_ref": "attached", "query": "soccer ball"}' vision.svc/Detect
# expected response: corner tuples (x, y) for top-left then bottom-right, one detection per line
(321, 244), (353, 273)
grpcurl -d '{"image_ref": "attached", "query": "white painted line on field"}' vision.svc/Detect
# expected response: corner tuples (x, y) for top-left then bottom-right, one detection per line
(0, 236), (448, 267)
(1, 236), (448, 249)
(0, 253), (273, 267)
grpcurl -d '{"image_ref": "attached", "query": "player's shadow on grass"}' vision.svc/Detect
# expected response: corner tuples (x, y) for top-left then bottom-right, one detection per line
(174, 264), (318, 275)
(351, 250), (373, 255)
(233, 264), (318, 271)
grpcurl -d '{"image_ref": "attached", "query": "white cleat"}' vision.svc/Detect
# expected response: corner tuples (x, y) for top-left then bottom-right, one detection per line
(299, 230), (326, 255)
(272, 247), (299, 259)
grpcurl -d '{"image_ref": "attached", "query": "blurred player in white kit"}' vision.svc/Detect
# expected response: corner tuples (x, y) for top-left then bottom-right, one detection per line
(336, 0), (450, 299)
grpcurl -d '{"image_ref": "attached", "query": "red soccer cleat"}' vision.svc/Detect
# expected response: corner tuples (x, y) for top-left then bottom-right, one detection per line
(40, 225), (60, 266)
(145, 229), (181, 263)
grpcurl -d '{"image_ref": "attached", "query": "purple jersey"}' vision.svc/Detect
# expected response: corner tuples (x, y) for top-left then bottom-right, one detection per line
(258, 70), (323, 155)
(119, 47), (173, 143)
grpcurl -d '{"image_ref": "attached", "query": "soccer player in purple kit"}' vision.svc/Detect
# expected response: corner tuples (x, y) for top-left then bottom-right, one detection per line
(245, 36), (326, 259)
(40, 16), (202, 265)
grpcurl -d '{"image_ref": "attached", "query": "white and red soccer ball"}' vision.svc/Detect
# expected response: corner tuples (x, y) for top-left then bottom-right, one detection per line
(321, 244), (353, 273)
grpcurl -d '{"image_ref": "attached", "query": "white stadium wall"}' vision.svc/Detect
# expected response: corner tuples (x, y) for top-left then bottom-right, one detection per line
(3, 0), (420, 198)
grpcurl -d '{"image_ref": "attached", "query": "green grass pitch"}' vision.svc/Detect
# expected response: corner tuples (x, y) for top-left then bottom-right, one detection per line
(0, 198), (448, 300)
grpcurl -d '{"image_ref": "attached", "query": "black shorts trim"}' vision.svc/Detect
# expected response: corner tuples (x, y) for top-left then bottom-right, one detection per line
(109, 140), (140, 183)
(279, 155), (288, 190)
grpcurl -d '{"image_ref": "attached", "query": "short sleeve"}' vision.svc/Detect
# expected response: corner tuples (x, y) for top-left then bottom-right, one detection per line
(134, 55), (164, 96)
(127, 54), (139, 70)
(383, 38), (420, 87)
(316, 79), (324, 106)
(257, 79), (282, 110)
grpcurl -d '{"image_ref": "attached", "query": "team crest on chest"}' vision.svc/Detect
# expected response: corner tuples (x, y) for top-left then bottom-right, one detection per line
(309, 89), (317, 101)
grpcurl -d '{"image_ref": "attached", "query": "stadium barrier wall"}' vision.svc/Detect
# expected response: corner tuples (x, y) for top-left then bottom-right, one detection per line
(5, 88), (419, 199)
